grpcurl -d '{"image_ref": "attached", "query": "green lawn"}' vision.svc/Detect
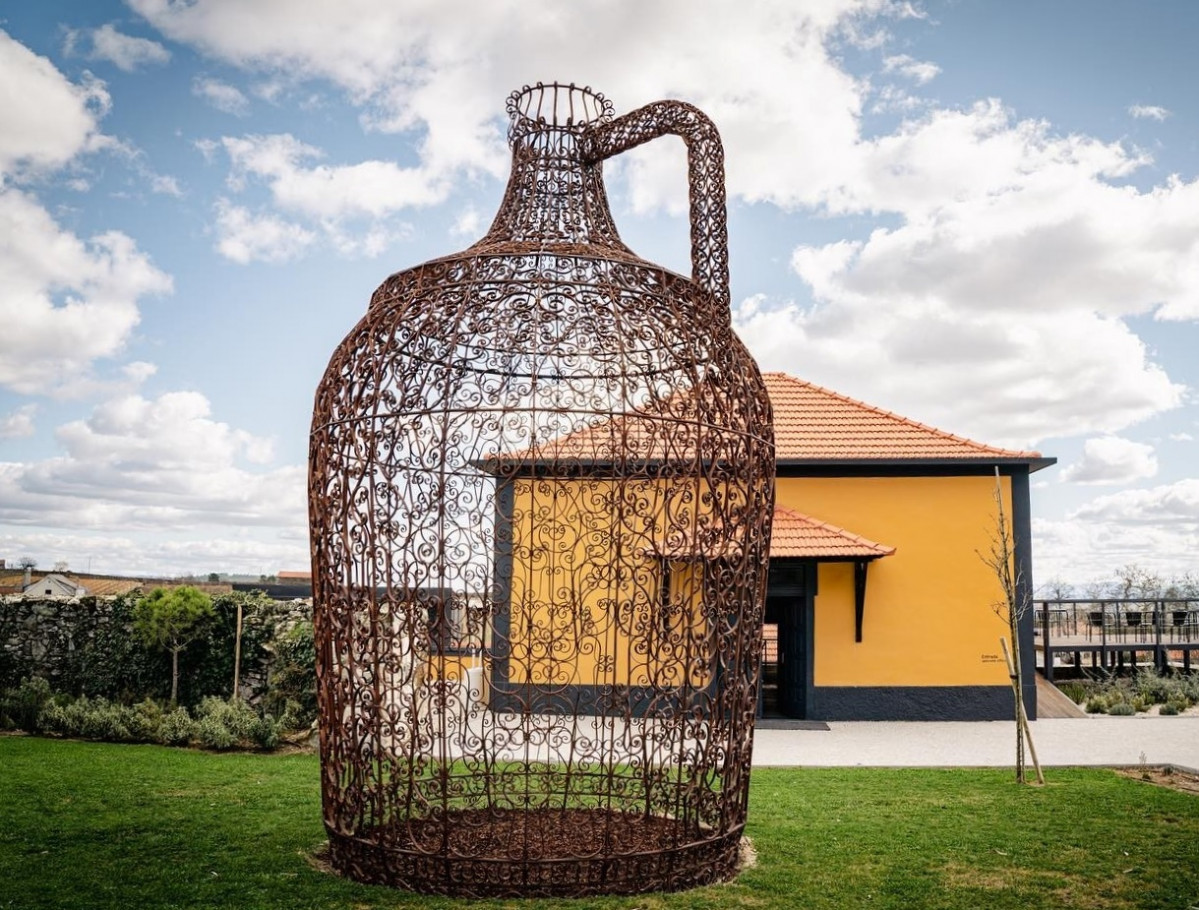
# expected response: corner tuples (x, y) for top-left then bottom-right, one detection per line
(1, 736), (1197, 909)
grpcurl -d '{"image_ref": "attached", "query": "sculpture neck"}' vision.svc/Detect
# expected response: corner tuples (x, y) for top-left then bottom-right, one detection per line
(477, 128), (629, 252)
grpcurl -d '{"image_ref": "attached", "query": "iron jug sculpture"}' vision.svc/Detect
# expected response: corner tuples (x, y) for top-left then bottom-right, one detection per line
(309, 83), (774, 897)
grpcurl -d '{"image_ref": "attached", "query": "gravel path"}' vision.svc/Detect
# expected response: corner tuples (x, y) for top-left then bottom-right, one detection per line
(751, 716), (1199, 770)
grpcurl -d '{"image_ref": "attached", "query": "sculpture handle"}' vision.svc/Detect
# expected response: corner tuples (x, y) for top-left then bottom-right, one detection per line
(583, 101), (730, 316)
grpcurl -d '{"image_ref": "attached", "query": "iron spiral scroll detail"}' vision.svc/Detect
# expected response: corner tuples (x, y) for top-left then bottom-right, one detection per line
(309, 83), (775, 897)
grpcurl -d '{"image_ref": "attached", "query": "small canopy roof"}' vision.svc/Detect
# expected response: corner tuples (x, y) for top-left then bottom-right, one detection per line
(645, 505), (895, 563)
(768, 506), (895, 560)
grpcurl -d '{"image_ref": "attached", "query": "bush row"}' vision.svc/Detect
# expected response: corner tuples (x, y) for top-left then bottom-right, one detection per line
(1058, 669), (1199, 715)
(0, 677), (309, 751)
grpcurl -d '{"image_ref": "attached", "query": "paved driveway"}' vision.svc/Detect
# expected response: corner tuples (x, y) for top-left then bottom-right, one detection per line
(752, 717), (1199, 770)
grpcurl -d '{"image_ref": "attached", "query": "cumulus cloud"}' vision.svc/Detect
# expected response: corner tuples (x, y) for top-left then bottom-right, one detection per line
(1129, 104), (1170, 121)
(75, 23), (171, 72)
(1060, 436), (1158, 485)
(0, 187), (172, 395)
(0, 30), (111, 176)
(747, 97), (1199, 445)
(193, 75), (249, 115)
(1071, 478), (1199, 524)
(212, 198), (315, 263)
(220, 133), (446, 217)
(0, 33), (172, 396)
(128, 1), (1199, 450)
(204, 133), (438, 259)
(0, 390), (305, 534)
(129, 0), (914, 211)
(0, 405), (37, 439)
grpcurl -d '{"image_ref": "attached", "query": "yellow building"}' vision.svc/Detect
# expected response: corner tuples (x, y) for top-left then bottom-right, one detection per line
(759, 373), (1054, 720)
(452, 372), (1053, 722)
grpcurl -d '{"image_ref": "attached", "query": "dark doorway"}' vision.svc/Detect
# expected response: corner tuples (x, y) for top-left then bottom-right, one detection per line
(760, 560), (812, 718)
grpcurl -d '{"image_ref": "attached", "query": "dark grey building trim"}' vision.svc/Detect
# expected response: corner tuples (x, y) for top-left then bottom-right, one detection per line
(1010, 468), (1037, 721)
(811, 685), (1014, 721)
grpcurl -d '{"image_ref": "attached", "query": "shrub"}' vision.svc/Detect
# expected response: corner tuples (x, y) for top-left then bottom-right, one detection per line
(191, 696), (284, 751)
(249, 714), (280, 751)
(195, 713), (237, 751)
(127, 699), (164, 742)
(1058, 681), (1087, 704)
(1108, 702), (1136, 716)
(1085, 696), (1107, 714)
(1160, 703), (1180, 716)
(195, 696), (260, 739)
(1, 676), (52, 733)
(158, 707), (195, 746)
(278, 699), (309, 734)
(264, 621), (316, 725)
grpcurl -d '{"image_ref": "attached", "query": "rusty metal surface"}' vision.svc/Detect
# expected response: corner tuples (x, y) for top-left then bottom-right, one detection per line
(308, 83), (775, 897)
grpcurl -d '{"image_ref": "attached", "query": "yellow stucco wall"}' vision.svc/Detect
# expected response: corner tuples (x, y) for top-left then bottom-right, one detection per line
(505, 478), (712, 689)
(775, 474), (1014, 687)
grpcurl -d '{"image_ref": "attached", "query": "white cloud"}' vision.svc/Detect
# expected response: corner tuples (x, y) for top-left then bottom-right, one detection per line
(748, 98), (1199, 445)
(150, 173), (183, 196)
(212, 198), (315, 263)
(0, 30), (110, 176)
(127, 0), (1198, 450)
(1170, 431), (1194, 442)
(0, 405), (37, 439)
(206, 134), (437, 259)
(0, 528), (308, 578)
(1033, 513), (1199, 586)
(0, 187), (172, 396)
(220, 133), (446, 217)
(1129, 104), (1170, 121)
(128, 0), (911, 210)
(1071, 478), (1199, 524)
(1060, 436), (1158, 485)
(83, 24), (171, 72)
(450, 205), (481, 238)
(0, 391), (304, 534)
(193, 76), (249, 115)
(882, 53), (940, 84)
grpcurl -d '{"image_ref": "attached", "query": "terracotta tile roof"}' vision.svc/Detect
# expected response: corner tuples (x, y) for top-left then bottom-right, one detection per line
(770, 506), (895, 559)
(492, 373), (1048, 469)
(763, 373), (1045, 464)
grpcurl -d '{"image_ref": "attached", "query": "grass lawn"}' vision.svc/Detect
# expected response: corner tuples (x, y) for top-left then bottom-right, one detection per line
(1, 737), (1197, 909)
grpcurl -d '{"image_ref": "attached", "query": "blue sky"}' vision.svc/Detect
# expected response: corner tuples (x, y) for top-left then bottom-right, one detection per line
(1, 0), (1197, 588)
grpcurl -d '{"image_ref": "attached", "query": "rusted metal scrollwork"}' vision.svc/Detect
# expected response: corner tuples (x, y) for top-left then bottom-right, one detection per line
(308, 82), (775, 898)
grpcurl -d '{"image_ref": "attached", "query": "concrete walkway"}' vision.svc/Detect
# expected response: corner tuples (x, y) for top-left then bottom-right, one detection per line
(751, 716), (1199, 770)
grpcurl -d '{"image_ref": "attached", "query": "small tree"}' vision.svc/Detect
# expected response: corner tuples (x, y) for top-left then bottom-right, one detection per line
(978, 468), (1042, 785)
(1037, 577), (1073, 601)
(1113, 564), (1162, 600)
(133, 586), (214, 704)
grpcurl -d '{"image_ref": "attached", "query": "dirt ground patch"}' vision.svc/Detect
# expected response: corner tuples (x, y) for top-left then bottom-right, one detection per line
(1117, 765), (1199, 795)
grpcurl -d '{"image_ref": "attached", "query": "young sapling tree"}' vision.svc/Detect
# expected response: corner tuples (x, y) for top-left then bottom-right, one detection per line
(133, 586), (214, 704)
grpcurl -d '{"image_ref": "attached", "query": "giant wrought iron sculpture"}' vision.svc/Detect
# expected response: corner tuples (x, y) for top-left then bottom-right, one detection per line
(309, 83), (774, 897)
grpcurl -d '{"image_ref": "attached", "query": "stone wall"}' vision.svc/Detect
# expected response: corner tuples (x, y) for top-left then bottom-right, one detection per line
(0, 593), (312, 702)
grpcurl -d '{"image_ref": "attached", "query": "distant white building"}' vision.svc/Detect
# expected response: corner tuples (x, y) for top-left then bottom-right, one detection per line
(24, 572), (87, 597)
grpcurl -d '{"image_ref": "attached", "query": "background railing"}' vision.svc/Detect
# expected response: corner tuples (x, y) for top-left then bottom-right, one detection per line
(1034, 598), (1199, 680)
